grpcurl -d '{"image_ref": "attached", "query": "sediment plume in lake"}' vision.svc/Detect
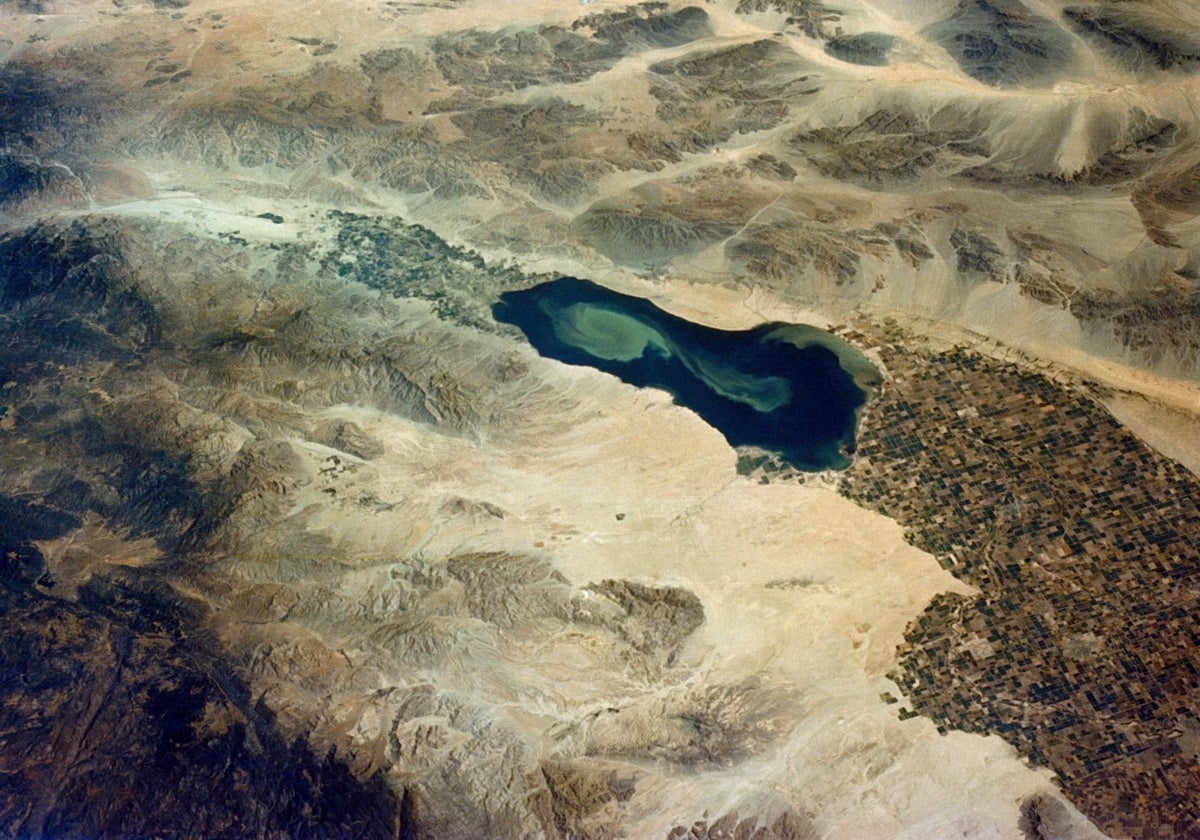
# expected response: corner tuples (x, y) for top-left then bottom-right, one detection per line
(2, 0), (1198, 837)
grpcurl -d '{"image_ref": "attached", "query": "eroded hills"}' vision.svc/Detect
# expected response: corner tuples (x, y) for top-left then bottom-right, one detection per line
(2, 0), (1199, 837)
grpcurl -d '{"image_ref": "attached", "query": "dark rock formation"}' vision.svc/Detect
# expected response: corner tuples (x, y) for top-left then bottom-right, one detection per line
(0, 63), (116, 157)
(536, 759), (639, 840)
(1019, 793), (1079, 840)
(0, 582), (400, 839)
(790, 108), (988, 184)
(1131, 150), (1200, 245)
(928, 0), (1075, 86)
(1070, 288), (1200, 368)
(309, 419), (385, 460)
(1075, 116), (1176, 185)
(1065, 6), (1200, 70)
(734, 0), (841, 39)
(0, 153), (89, 214)
(0, 218), (162, 350)
(824, 32), (895, 66)
(951, 227), (1006, 280)
(582, 580), (704, 663)
(432, 5), (711, 96)
(667, 809), (818, 840)
(648, 39), (813, 155)
(577, 4), (711, 52)
(574, 205), (734, 267)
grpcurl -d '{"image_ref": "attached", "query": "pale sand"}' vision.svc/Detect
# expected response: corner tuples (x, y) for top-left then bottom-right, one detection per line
(324, 345), (1108, 838)
(17, 0), (1194, 829)
(83, 195), (1156, 836)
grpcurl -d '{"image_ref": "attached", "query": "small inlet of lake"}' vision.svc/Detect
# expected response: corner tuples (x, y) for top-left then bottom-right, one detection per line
(493, 278), (881, 472)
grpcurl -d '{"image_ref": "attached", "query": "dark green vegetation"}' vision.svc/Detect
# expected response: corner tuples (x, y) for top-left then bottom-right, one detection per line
(838, 328), (1200, 839)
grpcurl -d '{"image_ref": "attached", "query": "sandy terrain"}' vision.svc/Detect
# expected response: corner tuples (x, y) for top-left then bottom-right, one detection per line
(5, 0), (1200, 836)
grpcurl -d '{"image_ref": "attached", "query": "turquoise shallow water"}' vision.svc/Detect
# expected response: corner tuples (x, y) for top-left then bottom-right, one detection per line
(494, 278), (880, 471)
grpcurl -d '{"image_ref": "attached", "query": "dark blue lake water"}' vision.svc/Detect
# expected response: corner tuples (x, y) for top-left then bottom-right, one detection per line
(493, 278), (880, 471)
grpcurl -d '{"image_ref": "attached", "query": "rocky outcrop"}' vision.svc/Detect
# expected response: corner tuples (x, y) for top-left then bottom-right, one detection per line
(1065, 5), (1200, 71)
(789, 108), (988, 184)
(927, 0), (1075, 87)
(0, 579), (401, 839)
(0, 153), (89, 215)
(667, 810), (818, 840)
(432, 5), (711, 96)
(647, 39), (814, 155)
(824, 32), (895, 66)
(3, 0), (1200, 835)
(0, 211), (730, 838)
(734, 0), (841, 39)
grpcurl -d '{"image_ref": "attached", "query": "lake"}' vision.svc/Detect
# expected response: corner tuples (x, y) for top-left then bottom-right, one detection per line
(494, 278), (880, 471)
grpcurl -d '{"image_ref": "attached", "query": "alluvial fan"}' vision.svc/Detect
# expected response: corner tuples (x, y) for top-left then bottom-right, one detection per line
(2, 0), (1199, 837)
